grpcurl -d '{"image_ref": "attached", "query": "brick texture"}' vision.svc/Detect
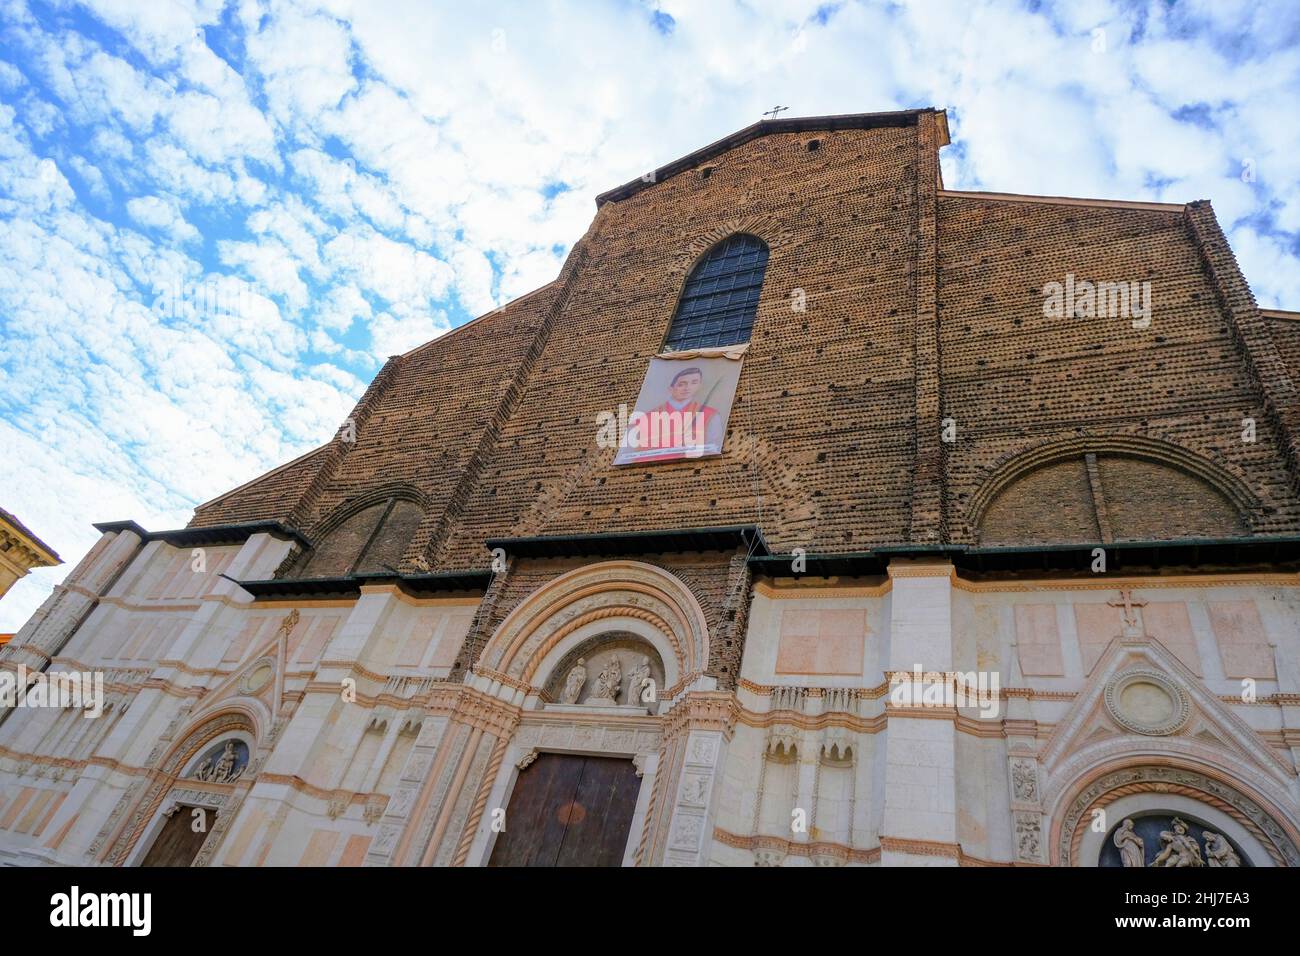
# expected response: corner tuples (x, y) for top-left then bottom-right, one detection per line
(187, 110), (1299, 574)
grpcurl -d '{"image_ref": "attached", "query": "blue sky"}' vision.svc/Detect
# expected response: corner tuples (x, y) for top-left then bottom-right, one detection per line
(2, 0), (1299, 628)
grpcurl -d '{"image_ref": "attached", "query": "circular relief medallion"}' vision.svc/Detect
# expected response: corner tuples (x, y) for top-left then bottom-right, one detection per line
(240, 660), (275, 695)
(1104, 669), (1190, 736)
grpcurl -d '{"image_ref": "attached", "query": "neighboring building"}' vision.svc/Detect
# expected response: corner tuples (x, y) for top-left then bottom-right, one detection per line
(0, 508), (59, 602)
(3, 109), (1300, 868)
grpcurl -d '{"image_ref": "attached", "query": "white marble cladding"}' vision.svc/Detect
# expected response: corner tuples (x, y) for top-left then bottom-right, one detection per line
(707, 565), (1300, 866)
(0, 526), (481, 867)
(3, 536), (1300, 868)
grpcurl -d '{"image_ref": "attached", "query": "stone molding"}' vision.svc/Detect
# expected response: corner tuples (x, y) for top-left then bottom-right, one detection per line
(478, 560), (711, 688)
(1053, 763), (1300, 867)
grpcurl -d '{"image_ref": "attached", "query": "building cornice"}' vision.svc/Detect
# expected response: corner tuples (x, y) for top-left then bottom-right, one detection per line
(0, 509), (60, 569)
(92, 519), (310, 551)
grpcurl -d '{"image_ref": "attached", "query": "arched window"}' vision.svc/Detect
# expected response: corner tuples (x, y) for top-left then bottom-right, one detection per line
(662, 233), (769, 351)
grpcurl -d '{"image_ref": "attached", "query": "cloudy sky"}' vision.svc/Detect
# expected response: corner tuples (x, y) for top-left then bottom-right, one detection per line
(2, 0), (1298, 629)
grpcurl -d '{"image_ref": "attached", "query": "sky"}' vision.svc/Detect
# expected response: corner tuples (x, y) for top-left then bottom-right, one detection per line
(1, 0), (1299, 629)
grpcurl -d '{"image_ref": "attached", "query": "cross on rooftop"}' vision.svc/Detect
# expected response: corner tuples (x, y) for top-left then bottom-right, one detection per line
(762, 105), (789, 119)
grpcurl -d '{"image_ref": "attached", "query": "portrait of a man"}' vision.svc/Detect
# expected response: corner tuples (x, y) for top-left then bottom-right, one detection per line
(614, 355), (742, 465)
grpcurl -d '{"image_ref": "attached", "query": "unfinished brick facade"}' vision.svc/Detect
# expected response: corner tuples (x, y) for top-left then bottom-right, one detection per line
(6, 110), (1300, 869)
(189, 108), (1300, 566)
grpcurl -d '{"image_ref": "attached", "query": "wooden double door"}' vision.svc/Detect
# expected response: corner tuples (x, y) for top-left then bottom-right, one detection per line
(140, 804), (213, 867)
(488, 753), (641, 867)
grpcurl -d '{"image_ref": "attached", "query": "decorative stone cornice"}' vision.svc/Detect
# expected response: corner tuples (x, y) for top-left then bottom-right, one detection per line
(712, 826), (881, 865)
(879, 835), (962, 859)
(0, 518), (60, 572)
(662, 691), (739, 741)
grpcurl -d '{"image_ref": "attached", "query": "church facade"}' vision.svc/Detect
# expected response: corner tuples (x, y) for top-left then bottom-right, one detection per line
(3, 108), (1300, 867)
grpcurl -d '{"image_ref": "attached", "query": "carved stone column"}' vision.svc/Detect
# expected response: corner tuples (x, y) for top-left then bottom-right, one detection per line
(1006, 694), (1044, 865)
(653, 691), (738, 866)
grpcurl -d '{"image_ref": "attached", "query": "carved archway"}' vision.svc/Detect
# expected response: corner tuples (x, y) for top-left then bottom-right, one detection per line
(93, 708), (262, 867)
(471, 560), (712, 702)
(1049, 759), (1300, 867)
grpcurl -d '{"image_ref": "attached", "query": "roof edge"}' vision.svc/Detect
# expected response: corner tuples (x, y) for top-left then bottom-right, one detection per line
(750, 535), (1300, 577)
(938, 188), (1186, 213)
(239, 569), (492, 601)
(487, 524), (770, 559)
(596, 109), (935, 207)
(0, 508), (60, 565)
(93, 519), (310, 550)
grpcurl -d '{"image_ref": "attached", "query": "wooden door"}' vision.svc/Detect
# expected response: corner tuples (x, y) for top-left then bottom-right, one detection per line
(140, 805), (213, 867)
(488, 753), (641, 867)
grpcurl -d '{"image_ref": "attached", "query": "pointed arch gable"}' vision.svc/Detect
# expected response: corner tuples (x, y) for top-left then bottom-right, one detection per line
(1037, 636), (1300, 866)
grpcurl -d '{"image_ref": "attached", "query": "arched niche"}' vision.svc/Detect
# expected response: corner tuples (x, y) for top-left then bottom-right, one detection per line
(1097, 804), (1253, 867)
(541, 632), (667, 714)
(296, 493), (425, 577)
(1050, 762), (1300, 867)
(184, 737), (252, 785)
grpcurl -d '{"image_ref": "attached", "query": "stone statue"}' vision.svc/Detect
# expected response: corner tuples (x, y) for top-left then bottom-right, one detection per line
(1113, 818), (1145, 867)
(560, 659), (586, 704)
(591, 656), (622, 702)
(1150, 817), (1204, 867)
(193, 758), (212, 782)
(1204, 832), (1242, 867)
(211, 741), (240, 783)
(626, 656), (651, 705)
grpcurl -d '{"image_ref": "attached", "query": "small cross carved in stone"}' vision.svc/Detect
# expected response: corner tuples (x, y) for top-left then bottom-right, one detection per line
(1108, 588), (1147, 636)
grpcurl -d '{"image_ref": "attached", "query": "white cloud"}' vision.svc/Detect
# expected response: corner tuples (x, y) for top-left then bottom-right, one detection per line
(125, 195), (201, 244)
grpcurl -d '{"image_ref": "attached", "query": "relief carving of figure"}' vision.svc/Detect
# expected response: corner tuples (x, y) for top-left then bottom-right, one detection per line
(1011, 761), (1038, 802)
(1015, 815), (1041, 860)
(1113, 818), (1145, 868)
(1204, 832), (1242, 867)
(591, 656), (622, 702)
(626, 656), (651, 705)
(192, 758), (212, 782)
(210, 741), (240, 784)
(560, 659), (587, 704)
(1150, 817), (1204, 867)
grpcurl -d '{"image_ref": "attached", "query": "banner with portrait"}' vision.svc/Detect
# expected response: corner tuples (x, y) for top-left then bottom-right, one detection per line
(613, 344), (745, 465)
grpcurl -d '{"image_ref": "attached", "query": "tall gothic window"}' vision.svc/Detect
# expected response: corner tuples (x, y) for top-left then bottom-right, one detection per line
(662, 233), (769, 351)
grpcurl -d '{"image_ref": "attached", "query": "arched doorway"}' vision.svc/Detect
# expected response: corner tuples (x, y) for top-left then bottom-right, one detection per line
(486, 632), (668, 867)
(93, 710), (261, 868)
(137, 735), (251, 867)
